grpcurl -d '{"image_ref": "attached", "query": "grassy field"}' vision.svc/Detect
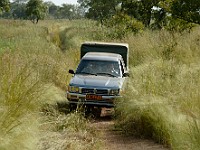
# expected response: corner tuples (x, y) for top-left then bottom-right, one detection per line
(116, 27), (200, 149)
(0, 19), (102, 150)
(0, 19), (200, 150)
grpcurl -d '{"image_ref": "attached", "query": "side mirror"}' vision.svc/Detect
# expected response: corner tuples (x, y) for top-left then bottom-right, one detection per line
(69, 69), (75, 74)
(123, 72), (130, 77)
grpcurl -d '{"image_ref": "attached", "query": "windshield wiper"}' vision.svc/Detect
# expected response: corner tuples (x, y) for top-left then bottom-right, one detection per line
(96, 72), (117, 77)
(76, 72), (97, 76)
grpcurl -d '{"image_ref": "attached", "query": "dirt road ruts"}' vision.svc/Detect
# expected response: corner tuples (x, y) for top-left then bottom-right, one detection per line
(90, 108), (170, 150)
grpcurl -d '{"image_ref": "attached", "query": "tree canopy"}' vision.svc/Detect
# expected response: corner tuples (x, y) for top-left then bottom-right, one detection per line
(26, 0), (47, 23)
(78, 0), (120, 24)
(121, 0), (162, 27)
(77, 0), (199, 32)
(171, 0), (200, 24)
(0, 0), (84, 20)
(0, 0), (199, 31)
(0, 0), (10, 12)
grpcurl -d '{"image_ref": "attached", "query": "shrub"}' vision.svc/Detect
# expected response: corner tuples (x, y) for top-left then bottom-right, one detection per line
(104, 13), (144, 39)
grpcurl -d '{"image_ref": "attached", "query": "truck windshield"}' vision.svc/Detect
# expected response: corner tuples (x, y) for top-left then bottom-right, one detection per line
(76, 59), (121, 77)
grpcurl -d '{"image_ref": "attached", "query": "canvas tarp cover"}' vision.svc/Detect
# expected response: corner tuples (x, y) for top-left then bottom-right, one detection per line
(81, 42), (129, 68)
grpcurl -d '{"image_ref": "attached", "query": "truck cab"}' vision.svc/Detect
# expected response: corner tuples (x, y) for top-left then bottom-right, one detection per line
(67, 42), (129, 109)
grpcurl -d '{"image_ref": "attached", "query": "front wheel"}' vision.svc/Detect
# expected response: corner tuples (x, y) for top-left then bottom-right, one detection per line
(85, 106), (102, 118)
(69, 104), (77, 112)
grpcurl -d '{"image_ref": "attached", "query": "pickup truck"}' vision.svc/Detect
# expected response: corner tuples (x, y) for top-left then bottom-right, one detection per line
(66, 42), (129, 110)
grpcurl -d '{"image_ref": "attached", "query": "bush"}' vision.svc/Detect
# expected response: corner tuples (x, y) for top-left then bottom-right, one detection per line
(104, 13), (144, 39)
(164, 17), (195, 33)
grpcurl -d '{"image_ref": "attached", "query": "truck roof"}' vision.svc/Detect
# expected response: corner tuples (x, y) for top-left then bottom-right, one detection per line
(81, 41), (129, 68)
(82, 52), (122, 61)
(83, 41), (129, 47)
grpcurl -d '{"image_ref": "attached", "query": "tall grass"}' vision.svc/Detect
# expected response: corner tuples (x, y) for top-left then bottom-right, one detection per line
(40, 20), (200, 149)
(54, 19), (200, 149)
(1, 18), (199, 149)
(38, 106), (101, 150)
(115, 27), (200, 149)
(0, 19), (102, 150)
(0, 51), (43, 150)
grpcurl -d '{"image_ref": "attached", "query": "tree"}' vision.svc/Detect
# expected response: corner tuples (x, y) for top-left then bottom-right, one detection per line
(26, 0), (47, 23)
(171, 0), (200, 24)
(44, 1), (59, 19)
(0, 0), (10, 13)
(11, 0), (27, 19)
(152, 0), (199, 31)
(57, 4), (76, 19)
(12, 0), (28, 4)
(104, 12), (144, 39)
(122, 0), (161, 27)
(78, 0), (120, 24)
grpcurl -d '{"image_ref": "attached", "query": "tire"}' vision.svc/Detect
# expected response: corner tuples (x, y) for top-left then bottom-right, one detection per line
(69, 104), (77, 112)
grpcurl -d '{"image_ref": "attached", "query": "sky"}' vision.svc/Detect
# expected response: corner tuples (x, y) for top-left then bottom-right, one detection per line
(43, 0), (78, 6)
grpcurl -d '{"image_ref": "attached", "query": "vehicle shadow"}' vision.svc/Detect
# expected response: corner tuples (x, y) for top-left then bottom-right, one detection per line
(42, 101), (115, 122)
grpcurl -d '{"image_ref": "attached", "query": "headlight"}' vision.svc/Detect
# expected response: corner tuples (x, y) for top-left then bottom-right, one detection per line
(110, 89), (120, 95)
(68, 86), (79, 93)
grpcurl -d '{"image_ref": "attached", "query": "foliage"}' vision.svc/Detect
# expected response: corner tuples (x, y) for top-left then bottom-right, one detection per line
(171, 0), (200, 24)
(12, 1), (26, 19)
(45, 2), (85, 19)
(121, 0), (199, 30)
(164, 17), (195, 33)
(44, 1), (58, 19)
(26, 0), (47, 24)
(56, 4), (81, 19)
(104, 13), (144, 39)
(150, 7), (167, 29)
(78, 0), (120, 24)
(0, 0), (199, 33)
(122, 0), (161, 27)
(77, 0), (199, 31)
(0, 0), (10, 13)
(1, 1), (84, 20)
(12, 0), (28, 3)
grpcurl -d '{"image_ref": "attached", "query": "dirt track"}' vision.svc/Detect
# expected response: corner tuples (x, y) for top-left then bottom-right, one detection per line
(90, 108), (170, 150)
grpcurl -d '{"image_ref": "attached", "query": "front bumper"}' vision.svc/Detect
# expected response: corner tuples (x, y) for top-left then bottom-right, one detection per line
(66, 92), (120, 108)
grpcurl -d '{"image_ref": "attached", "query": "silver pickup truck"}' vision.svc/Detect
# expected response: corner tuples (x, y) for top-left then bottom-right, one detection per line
(67, 42), (129, 110)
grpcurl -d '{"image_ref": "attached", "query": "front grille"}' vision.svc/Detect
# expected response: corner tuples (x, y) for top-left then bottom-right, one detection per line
(82, 88), (94, 94)
(81, 88), (108, 95)
(96, 89), (108, 95)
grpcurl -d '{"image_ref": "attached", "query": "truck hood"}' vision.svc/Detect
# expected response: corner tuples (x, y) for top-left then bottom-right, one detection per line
(70, 75), (124, 88)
